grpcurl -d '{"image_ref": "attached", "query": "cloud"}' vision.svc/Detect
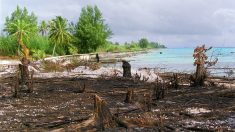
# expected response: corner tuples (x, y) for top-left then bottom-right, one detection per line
(1, 0), (235, 47)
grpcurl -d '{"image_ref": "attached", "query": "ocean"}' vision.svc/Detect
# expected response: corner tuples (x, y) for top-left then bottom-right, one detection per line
(123, 48), (235, 77)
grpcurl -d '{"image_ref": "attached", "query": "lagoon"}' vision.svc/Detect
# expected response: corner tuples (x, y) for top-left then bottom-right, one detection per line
(123, 47), (235, 76)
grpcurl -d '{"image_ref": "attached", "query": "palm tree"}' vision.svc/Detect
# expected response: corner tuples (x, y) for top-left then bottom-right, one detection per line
(5, 19), (37, 93)
(6, 19), (37, 58)
(49, 16), (72, 56)
(39, 20), (47, 36)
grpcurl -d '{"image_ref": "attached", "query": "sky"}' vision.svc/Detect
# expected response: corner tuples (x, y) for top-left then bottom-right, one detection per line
(1, 0), (235, 47)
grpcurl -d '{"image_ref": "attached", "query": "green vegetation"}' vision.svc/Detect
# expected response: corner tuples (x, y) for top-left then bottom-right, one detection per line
(74, 5), (112, 53)
(97, 40), (165, 52)
(39, 20), (48, 36)
(139, 38), (148, 48)
(0, 36), (18, 56)
(0, 5), (165, 59)
(49, 16), (73, 56)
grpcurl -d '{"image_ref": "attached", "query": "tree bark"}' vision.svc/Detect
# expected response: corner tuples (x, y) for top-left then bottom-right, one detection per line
(194, 64), (206, 86)
(19, 57), (31, 92)
(94, 95), (117, 130)
(124, 89), (134, 103)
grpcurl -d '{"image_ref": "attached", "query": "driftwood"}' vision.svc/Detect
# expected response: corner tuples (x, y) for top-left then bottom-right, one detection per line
(33, 116), (91, 128)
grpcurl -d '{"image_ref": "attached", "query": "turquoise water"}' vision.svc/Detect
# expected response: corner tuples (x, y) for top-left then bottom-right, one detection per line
(125, 48), (235, 75)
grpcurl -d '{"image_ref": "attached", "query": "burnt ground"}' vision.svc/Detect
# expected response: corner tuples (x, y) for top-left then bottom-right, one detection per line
(0, 74), (234, 131)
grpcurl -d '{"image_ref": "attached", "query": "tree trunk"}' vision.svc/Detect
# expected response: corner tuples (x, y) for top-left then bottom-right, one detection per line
(96, 53), (99, 63)
(194, 64), (206, 86)
(172, 73), (179, 89)
(19, 57), (30, 92)
(13, 71), (20, 98)
(52, 43), (57, 56)
(94, 95), (117, 130)
(18, 39), (29, 59)
(124, 89), (134, 103)
(154, 82), (165, 100)
(122, 60), (131, 78)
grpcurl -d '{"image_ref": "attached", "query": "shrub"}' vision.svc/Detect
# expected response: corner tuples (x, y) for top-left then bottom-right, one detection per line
(41, 60), (65, 72)
(0, 36), (18, 56)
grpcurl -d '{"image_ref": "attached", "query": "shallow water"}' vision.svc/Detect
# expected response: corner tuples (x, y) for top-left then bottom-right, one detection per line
(108, 47), (235, 77)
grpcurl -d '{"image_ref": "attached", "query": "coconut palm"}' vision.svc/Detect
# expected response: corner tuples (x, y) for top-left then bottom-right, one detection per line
(39, 20), (47, 36)
(6, 19), (37, 58)
(49, 16), (72, 56)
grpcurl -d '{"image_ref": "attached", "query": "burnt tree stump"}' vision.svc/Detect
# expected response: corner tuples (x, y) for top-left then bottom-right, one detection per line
(27, 71), (34, 93)
(124, 89), (134, 103)
(154, 82), (165, 100)
(96, 53), (99, 63)
(94, 95), (117, 130)
(13, 71), (20, 98)
(172, 73), (179, 89)
(122, 60), (131, 78)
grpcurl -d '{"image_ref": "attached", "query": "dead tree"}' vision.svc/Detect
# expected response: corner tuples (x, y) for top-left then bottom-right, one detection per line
(124, 89), (134, 103)
(143, 92), (152, 112)
(190, 45), (214, 86)
(94, 95), (117, 130)
(96, 53), (100, 63)
(122, 60), (131, 78)
(78, 82), (86, 93)
(154, 81), (165, 100)
(172, 73), (179, 89)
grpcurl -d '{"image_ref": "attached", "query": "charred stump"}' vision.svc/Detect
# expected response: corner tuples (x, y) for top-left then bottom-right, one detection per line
(94, 95), (117, 130)
(124, 89), (134, 103)
(96, 53), (100, 63)
(192, 64), (207, 86)
(13, 71), (20, 98)
(78, 82), (86, 93)
(154, 82), (165, 100)
(172, 73), (179, 89)
(122, 60), (131, 78)
(143, 92), (152, 112)
(27, 71), (34, 93)
(191, 45), (211, 86)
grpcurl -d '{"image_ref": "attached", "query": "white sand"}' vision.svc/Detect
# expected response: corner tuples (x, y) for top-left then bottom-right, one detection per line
(0, 61), (161, 82)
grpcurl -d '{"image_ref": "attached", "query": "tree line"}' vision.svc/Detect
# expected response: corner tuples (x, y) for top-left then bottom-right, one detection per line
(0, 5), (165, 59)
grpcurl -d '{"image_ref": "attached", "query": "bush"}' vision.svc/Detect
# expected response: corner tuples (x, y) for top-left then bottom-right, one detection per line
(0, 36), (18, 56)
(138, 38), (148, 48)
(31, 49), (46, 60)
(27, 36), (51, 54)
(41, 60), (65, 72)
